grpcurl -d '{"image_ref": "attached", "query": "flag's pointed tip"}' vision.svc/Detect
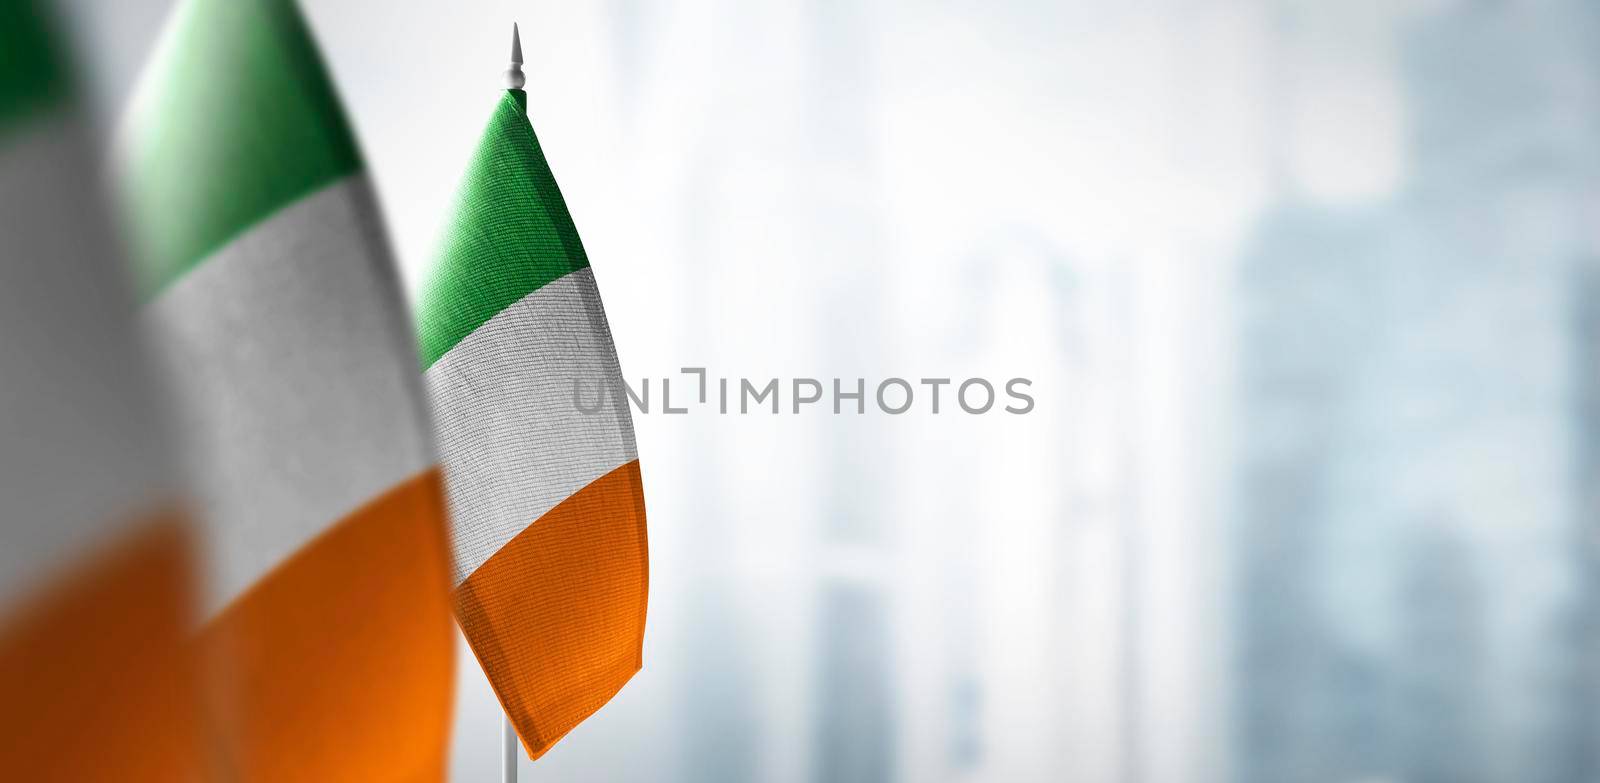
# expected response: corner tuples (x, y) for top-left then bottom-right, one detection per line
(505, 22), (526, 90)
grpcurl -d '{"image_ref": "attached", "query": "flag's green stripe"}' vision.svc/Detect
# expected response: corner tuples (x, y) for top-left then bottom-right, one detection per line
(416, 90), (590, 369)
(121, 0), (362, 300)
(0, 0), (69, 132)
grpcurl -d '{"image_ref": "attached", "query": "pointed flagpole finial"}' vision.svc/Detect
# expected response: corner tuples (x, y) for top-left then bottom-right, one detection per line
(505, 23), (526, 90)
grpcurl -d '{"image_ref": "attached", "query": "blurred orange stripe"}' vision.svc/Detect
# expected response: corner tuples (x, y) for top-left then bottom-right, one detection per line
(0, 511), (205, 781)
(203, 468), (455, 782)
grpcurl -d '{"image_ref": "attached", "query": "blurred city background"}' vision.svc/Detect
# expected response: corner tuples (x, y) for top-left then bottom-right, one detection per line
(46, 0), (1600, 780)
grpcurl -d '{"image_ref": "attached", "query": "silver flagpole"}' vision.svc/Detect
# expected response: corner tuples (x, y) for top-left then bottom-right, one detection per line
(502, 712), (520, 783)
(500, 25), (526, 783)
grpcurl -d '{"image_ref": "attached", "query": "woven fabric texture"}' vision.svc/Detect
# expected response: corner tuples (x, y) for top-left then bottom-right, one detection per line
(426, 268), (637, 587)
(416, 90), (591, 369)
(420, 89), (648, 760)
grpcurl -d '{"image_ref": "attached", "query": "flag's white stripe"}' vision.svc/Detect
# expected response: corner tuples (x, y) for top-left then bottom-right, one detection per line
(147, 174), (433, 615)
(0, 110), (174, 611)
(425, 267), (637, 587)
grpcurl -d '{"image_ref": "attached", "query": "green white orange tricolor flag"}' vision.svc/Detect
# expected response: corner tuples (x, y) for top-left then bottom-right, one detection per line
(417, 76), (650, 758)
(119, 0), (454, 778)
(0, 1), (202, 778)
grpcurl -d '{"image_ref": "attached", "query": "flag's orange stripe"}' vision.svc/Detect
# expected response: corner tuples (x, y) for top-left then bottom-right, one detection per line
(204, 468), (455, 782)
(0, 512), (206, 781)
(456, 459), (649, 759)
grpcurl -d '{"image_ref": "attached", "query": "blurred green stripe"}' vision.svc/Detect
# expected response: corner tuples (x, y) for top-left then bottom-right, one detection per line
(0, 0), (69, 132)
(121, 0), (362, 300)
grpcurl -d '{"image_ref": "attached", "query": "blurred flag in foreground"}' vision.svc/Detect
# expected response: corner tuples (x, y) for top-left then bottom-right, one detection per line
(119, 0), (454, 778)
(417, 28), (649, 760)
(0, 1), (203, 779)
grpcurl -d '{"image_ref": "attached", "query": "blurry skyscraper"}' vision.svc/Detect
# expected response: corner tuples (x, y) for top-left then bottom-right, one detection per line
(804, 2), (897, 781)
(947, 232), (1086, 782)
(1399, 518), (1488, 783)
(1233, 1), (1600, 781)
(1233, 201), (1394, 783)
(1563, 259), (1600, 781)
